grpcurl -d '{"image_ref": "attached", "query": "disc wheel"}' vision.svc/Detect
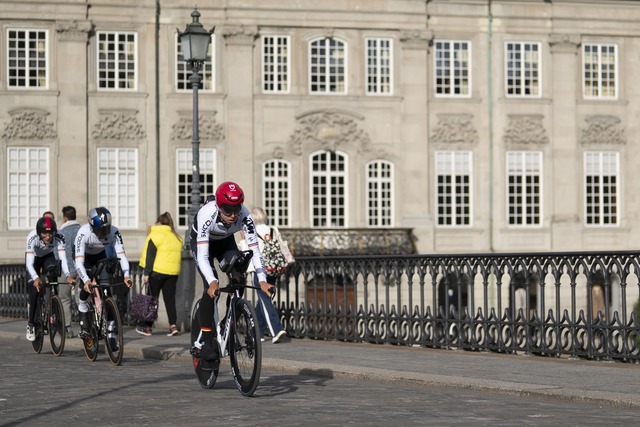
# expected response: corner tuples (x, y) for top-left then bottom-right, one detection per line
(103, 297), (124, 366)
(82, 321), (99, 362)
(191, 299), (218, 389)
(31, 300), (45, 354)
(229, 299), (261, 397)
(49, 295), (66, 356)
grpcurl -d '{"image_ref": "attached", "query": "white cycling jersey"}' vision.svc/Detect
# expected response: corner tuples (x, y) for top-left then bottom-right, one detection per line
(192, 202), (267, 285)
(74, 223), (130, 284)
(24, 229), (71, 282)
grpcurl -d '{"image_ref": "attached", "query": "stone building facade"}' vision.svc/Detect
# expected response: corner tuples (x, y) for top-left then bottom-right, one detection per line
(1, 0), (639, 262)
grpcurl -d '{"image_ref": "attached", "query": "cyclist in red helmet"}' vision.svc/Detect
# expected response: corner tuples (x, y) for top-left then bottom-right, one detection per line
(190, 181), (273, 368)
(24, 216), (75, 341)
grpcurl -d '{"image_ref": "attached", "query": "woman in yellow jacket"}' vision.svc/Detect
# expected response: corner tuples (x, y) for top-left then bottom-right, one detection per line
(137, 212), (183, 337)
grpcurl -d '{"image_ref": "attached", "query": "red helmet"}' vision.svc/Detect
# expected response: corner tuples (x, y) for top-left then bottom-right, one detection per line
(215, 181), (244, 214)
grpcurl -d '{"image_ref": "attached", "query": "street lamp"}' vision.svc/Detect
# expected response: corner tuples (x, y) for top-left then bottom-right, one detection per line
(177, 7), (214, 248)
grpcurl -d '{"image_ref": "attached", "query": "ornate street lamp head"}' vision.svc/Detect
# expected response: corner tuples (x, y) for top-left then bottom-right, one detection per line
(177, 7), (214, 64)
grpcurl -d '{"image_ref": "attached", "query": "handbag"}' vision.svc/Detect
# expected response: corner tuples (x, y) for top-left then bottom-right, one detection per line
(130, 283), (158, 322)
(277, 233), (295, 265)
(258, 228), (290, 278)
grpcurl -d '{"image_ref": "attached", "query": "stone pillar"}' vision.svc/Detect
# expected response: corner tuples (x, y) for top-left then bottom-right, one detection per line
(548, 34), (581, 250)
(400, 30), (432, 253)
(220, 26), (258, 195)
(55, 20), (91, 214)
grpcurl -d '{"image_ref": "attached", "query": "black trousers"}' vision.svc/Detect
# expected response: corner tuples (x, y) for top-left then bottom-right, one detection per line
(190, 235), (238, 333)
(27, 252), (57, 324)
(141, 272), (178, 327)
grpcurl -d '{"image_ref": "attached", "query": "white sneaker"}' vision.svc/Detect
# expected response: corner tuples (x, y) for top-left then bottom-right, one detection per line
(26, 325), (35, 342)
(272, 330), (287, 344)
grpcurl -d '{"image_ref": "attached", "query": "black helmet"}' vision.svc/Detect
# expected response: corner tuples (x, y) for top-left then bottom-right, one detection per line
(36, 216), (57, 237)
(89, 207), (112, 238)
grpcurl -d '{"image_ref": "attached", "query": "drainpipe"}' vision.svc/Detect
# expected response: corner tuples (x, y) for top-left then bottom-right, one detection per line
(86, 3), (91, 212)
(155, 0), (161, 217)
(487, 0), (494, 252)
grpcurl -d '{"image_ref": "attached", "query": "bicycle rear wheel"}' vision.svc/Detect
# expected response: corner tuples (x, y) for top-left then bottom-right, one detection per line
(31, 300), (44, 354)
(190, 298), (218, 389)
(81, 314), (99, 362)
(229, 298), (261, 397)
(103, 297), (124, 366)
(49, 295), (66, 356)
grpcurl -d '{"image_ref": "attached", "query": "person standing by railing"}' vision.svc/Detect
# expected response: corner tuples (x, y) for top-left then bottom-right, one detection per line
(57, 206), (81, 338)
(240, 207), (289, 344)
(136, 212), (182, 337)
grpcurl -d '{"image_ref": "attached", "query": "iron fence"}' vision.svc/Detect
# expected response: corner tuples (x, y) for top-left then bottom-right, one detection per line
(2, 250), (640, 362)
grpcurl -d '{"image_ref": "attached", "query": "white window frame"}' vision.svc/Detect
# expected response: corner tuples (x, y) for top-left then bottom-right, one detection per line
(434, 40), (471, 97)
(176, 148), (216, 228)
(505, 41), (541, 98)
(97, 31), (138, 91)
(6, 28), (48, 89)
(435, 151), (473, 227)
(582, 43), (618, 100)
(262, 160), (292, 227)
(262, 35), (290, 94)
(175, 33), (214, 92)
(7, 147), (49, 229)
(97, 148), (138, 228)
(310, 150), (348, 227)
(584, 151), (619, 227)
(506, 151), (543, 227)
(308, 37), (347, 94)
(365, 37), (393, 96)
(366, 160), (394, 227)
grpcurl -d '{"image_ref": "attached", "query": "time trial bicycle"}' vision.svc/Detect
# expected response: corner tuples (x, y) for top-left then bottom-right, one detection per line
(190, 249), (270, 397)
(31, 262), (66, 356)
(79, 257), (125, 366)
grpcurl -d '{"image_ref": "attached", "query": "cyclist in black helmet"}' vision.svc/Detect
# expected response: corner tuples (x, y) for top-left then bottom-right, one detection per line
(74, 207), (133, 336)
(25, 216), (75, 341)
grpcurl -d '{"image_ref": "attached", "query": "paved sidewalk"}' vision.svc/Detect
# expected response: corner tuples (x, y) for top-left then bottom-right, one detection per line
(2, 316), (639, 408)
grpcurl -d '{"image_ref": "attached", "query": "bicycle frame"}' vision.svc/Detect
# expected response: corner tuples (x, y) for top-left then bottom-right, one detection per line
(193, 283), (260, 357)
(31, 263), (66, 356)
(80, 257), (125, 365)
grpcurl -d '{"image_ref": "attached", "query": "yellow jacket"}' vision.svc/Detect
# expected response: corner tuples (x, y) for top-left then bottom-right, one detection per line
(139, 225), (182, 276)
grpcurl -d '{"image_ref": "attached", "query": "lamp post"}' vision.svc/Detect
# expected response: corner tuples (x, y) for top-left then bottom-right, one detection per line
(178, 7), (214, 249)
(176, 8), (214, 332)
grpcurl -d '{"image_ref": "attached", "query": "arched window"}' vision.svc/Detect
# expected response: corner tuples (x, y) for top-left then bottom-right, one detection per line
(309, 37), (347, 94)
(310, 150), (348, 227)
(263, 159), (292, 227)
(366, 160), (394, 227)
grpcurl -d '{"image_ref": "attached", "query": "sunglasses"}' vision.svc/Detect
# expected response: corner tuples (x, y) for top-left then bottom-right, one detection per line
(219, 205), (242, 216)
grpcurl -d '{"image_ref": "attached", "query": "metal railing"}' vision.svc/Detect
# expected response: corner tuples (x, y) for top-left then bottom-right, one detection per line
(3, 250), (640, 362)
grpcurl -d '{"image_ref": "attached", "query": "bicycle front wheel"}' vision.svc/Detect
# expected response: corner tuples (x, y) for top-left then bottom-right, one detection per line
(49, 295), (66, 356)
(82, 313), (99, 362)
(31, 300), (44, 354)
(190, 298), (218, 389)
(103, 297), (124, 366)
(229, 298), (261, 397)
